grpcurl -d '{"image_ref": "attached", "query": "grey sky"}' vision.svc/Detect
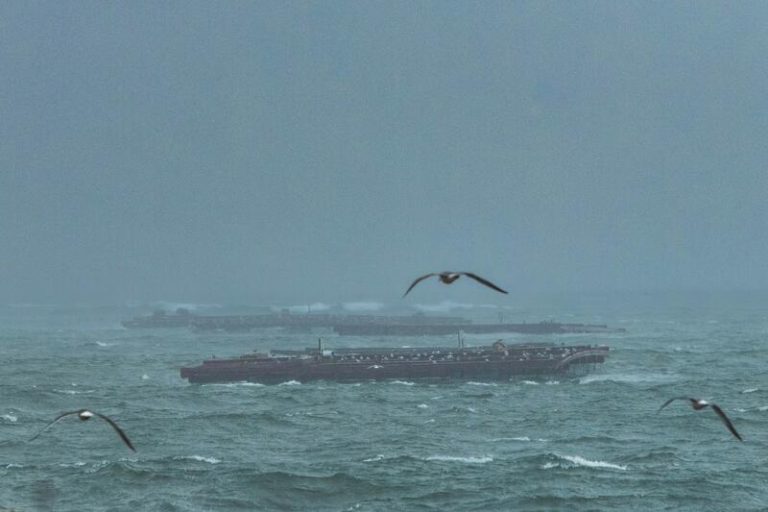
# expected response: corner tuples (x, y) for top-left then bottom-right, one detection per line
(1, 2), (767, 305)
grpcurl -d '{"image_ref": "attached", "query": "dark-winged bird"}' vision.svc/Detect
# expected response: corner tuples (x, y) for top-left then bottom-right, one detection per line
(402, 272), (508, 297)
(28, 409), (136, 451)
(657, 397), (743, 441)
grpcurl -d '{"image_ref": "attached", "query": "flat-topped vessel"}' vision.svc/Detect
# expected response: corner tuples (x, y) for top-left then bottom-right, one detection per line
(180, 341), (609, 384)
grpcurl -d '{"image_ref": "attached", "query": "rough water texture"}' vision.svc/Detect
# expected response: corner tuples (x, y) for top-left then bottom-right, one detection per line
(2, 294), (768, 511)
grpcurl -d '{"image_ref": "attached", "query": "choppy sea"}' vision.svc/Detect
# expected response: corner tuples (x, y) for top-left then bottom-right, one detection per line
(2, 292), (768, 511)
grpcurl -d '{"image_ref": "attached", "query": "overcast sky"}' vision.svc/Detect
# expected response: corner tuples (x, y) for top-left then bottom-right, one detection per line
(1, 2), (767, 305)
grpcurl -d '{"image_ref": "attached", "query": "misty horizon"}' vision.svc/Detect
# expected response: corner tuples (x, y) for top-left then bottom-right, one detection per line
(2, 3), (767, 305)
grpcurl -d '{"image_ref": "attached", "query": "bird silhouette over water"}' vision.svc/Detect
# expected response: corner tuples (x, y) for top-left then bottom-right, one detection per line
(402, 272), (508, 297)
(28, 410), (136, 451)
(657, 397), (743, 441)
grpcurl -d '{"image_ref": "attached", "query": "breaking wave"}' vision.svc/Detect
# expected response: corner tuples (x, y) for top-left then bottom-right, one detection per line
(424, 455), (493, 464)
(542, 454), (627, 471)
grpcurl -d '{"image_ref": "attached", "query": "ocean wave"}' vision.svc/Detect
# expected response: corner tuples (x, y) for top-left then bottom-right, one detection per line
(52, 389), (95, 395)
(424, 455), (493, 464)
(522, 380), (539, 385)
(467, 381), (497, 387)
(490, 436), (547, 442)
(1, 414), (17, 423)
(579, 373), (677, 385)
(278, 380), (301, 386)
(174, 455), (221, 464)
(390, 380), (415, 386)
(417, 403), (429, 409)
(209, 381), (266, 388)
(96, 341), (116, 347)
(543, 454), (627, 471)
(742, 388), (759, 394)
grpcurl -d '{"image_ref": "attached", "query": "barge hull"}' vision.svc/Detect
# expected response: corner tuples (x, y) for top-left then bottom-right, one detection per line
(180, 345), (608, 384)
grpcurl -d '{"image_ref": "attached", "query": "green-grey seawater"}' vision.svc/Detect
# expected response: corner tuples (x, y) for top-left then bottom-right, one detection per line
(2, 294), (768, 511)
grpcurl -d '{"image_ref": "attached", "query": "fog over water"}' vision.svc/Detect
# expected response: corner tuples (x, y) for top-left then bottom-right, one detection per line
(1, 2), (767, 305)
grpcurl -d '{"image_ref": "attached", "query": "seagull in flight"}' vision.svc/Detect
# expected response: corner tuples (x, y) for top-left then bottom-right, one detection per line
(657, 397), (743, 441)
(402, 271), (508, 297)
(28, 409), (136, 451)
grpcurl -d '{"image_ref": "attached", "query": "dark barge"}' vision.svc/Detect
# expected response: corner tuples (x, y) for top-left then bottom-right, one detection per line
(179, 341), (609, 384)
(333, 321), (626, 336)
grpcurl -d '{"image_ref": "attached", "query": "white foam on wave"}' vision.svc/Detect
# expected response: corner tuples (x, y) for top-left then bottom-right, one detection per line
(96, 341), (116, 347)
(425, 455), (493, 464)
(279, 380), (301, 386)
(543, 454), (627, 471)
(522, 380), (539, 386)
(2, 414), (17, 423)
(214, 381), (265, 387)
(545, 380), (559, 385)
(491, 436), (548, 442)
(390, 380), (415, 386)
(363, 454), (387, 462)
(58, 461), (88, 468)
(176, 455), (221, 464)
(417, 403), (429, 409)
(758, 405), (768, 412)
(467, 382), (497, 387)
(579, 373), (676, 385)
(141, 374), (150, 380)
(742, 388), (759, 394)
(53, 389), (95, 395)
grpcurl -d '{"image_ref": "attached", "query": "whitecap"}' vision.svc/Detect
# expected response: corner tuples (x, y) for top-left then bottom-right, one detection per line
(176, 455), (221, 464)
(757, 405), (768, 412)
(96, 341), (115, 347)
(215, 382), (265, 387)
(522, 380), (539, 386)
(545, 454), (627, 471)
(545, 380), (559, 385)
(579, 373), (676, 385)
(2, 414), (17, 423)
(417, 404), (429, 409)
(279, 380), (301, 386)
(467, 382), (497, 387)
(363, 454), (386, 462)
(390, 380), (415, 386)
(425, 455), (493, 464)
(141, 374), (150, 380)
(53, 389), (95, 395)
(742, 388), (759, 394)
(58, 461), (88, 468)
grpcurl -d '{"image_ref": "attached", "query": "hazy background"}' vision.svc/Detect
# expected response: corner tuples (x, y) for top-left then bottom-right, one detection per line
(1, 2), (767, 306)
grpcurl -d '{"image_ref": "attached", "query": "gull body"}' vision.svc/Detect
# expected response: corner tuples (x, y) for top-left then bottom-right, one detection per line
(28, 409), (136, 451)
(657, 397), (742, 441)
